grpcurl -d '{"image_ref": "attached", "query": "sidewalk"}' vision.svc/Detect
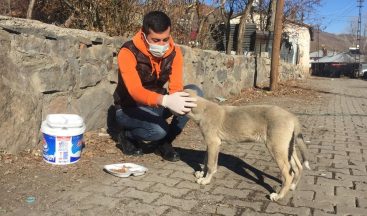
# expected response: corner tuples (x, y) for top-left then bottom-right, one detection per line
(1, 77), (367, 215)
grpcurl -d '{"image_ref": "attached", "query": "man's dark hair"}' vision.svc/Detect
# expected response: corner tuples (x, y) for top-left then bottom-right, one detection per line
(142, 11), (171, 35)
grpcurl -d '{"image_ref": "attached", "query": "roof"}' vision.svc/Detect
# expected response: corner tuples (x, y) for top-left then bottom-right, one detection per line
(316, 52), (355, 63)
(284, 19), (312, 29)
(309, 50), (324, 58)
(310, 50), (337, 58)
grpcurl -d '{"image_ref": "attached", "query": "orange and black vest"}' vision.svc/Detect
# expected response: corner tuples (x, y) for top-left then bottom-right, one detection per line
(113, 41), (176, 109)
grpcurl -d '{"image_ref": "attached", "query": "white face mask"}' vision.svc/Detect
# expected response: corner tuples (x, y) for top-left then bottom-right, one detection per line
(143, 33), (169, 58)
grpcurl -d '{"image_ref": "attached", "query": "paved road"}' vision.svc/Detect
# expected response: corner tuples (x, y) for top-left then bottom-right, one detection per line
(1, 77), (367, 215)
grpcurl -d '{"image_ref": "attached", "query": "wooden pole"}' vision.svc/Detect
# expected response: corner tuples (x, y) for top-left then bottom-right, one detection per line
(26, 0), (36, 19)
(270, 0), (284, 91)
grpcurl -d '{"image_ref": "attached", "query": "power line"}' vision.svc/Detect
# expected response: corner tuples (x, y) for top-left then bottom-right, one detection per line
(316, 2), (356, 17)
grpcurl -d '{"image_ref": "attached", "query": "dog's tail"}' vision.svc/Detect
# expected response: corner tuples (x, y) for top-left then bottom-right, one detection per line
(294, 121), (311, 170)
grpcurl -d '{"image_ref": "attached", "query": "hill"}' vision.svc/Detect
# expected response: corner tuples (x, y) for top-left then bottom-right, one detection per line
(310, 31), (367, 53)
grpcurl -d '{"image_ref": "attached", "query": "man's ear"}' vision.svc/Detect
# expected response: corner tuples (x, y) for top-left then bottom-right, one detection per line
(184, 89), (197, 97)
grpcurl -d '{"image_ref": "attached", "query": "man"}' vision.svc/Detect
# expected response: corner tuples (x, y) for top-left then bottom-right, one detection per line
(113, 11), (202, 162)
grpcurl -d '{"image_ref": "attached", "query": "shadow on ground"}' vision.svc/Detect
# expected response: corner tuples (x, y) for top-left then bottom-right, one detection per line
(177, 147), (281, 194)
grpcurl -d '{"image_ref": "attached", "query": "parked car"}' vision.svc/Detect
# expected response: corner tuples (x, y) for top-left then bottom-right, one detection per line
(363, 69), (367, 79)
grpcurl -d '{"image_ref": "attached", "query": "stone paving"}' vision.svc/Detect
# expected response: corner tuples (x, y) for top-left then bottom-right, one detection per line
(1, 77), (367, 216)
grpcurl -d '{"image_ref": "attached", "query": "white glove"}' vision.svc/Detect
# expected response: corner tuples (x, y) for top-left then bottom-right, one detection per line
(162, 91), (197, 115)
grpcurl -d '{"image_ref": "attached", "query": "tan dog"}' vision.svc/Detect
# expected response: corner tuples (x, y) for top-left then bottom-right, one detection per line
(185, 89), (311, 201)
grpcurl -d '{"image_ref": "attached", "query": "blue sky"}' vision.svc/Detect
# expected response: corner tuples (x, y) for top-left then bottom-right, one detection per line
(306, 0), (367, 34)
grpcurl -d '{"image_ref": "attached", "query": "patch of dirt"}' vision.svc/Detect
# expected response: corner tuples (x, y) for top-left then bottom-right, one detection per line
(224, 79), (321, 106)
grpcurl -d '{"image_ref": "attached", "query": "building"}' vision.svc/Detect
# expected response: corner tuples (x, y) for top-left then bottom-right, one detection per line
(218, 13), (313, 74)
(310, 51), (367, 77)
(282, 20), (313, 73)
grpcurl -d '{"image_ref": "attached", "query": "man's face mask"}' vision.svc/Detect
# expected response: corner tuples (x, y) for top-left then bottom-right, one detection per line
(143, 33), (169, 58)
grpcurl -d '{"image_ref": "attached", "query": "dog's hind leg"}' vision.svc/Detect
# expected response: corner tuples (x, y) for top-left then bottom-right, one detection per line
(196, 135), (221, 185)
(266, 129), (294, 201)
(266, 125), (295, 201)
(270, 154), (293, 201)
(290, 151), (303, 191)
(294, 122), (311, 170)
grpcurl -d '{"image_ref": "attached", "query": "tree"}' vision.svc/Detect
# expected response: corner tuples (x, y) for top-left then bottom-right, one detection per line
(0, 0), (29, 17)
(26, 0), (36, 19)
(220, 0), (235, 54)
(265, 0), (276, 31)
(270, 0), (284, 91)
(219, 0), (246, 54)
(252, 0), (320, 31)
(236, 0), (255, 55)
(0, 0), (12, 15)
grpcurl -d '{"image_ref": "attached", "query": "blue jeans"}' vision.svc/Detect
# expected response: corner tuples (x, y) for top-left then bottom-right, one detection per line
(115, 84), (203, 144)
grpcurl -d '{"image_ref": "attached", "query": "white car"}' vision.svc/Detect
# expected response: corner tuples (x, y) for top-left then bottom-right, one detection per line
(363, 69), (367, 79)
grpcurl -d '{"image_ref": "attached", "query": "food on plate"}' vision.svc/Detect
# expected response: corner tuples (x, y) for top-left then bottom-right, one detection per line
(104, 163), (147, 177)
(110, 166), (129, 173)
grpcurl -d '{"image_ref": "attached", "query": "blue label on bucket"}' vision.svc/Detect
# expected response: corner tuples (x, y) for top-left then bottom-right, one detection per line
(70, 134), (83, 163)
(43, 133), (83, 164)
(43, 133), (56, 163)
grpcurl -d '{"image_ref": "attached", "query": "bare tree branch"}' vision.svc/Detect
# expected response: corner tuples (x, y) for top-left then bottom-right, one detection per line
(196, 0), (226, 44)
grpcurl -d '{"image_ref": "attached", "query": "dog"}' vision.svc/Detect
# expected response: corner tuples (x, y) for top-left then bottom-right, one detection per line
(185, 89), (311, 201)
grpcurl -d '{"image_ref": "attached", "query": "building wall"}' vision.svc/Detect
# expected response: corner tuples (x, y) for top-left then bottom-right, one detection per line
(284, 22), (311, 74)
(230, 13), (311, 74)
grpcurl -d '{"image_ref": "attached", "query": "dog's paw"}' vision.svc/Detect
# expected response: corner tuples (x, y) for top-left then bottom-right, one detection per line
(194, 171), (204, 179)
(304, 161), (311, 170)
(269, 193), (280, 201)
(290, 183), (296, 191)
(196, 177), (210, 185)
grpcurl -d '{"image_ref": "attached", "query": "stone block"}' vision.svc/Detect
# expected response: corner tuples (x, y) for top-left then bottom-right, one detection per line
(241, 208), (284, 216)
(71, 84), (114, 131)
(122, 200), (169, 215)
(153, 194), (197, 211)
(265, 202), (311, 216)
(32, 64), (74, 93)
(212, 186), (251, 199)
(116, 187), (161, 203)
(150, 183), (190, 198)
(79, 63), (105, 88)
(184, 190), (224, 203)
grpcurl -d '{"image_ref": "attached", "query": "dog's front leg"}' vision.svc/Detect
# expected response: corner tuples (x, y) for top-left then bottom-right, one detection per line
(196, 135), (221, 185)
(195, 148), (207, 179)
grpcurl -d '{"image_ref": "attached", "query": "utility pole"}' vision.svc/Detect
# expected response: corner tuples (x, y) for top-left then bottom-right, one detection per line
(270, 0), (284, 91)
(317, 24), (320, 75)
(354, 0), (363, 77)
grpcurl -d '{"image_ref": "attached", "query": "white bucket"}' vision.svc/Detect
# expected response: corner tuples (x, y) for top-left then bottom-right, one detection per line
(41, 114), (86, 165)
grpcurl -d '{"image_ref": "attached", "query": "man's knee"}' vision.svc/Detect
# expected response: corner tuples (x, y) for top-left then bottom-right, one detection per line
(147, 125), (167, 141)
(184, 84), (204, 97)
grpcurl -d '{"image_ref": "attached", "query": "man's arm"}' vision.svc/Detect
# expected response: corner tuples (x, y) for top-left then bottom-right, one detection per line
(118, 48), (161, 106)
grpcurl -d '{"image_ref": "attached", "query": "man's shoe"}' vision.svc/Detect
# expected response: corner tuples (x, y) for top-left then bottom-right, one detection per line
(157, 142), (180, 162)
(117, 131), (143, 156)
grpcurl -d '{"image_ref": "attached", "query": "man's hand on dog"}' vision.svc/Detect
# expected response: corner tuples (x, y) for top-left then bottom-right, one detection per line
(162, 91), (197, 115)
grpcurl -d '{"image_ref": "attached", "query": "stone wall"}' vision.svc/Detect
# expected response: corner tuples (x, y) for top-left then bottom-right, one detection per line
(0, 16), (306, 153)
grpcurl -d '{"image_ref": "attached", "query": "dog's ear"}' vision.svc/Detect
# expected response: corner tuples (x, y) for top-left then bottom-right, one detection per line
(184, 89), (197, 97)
